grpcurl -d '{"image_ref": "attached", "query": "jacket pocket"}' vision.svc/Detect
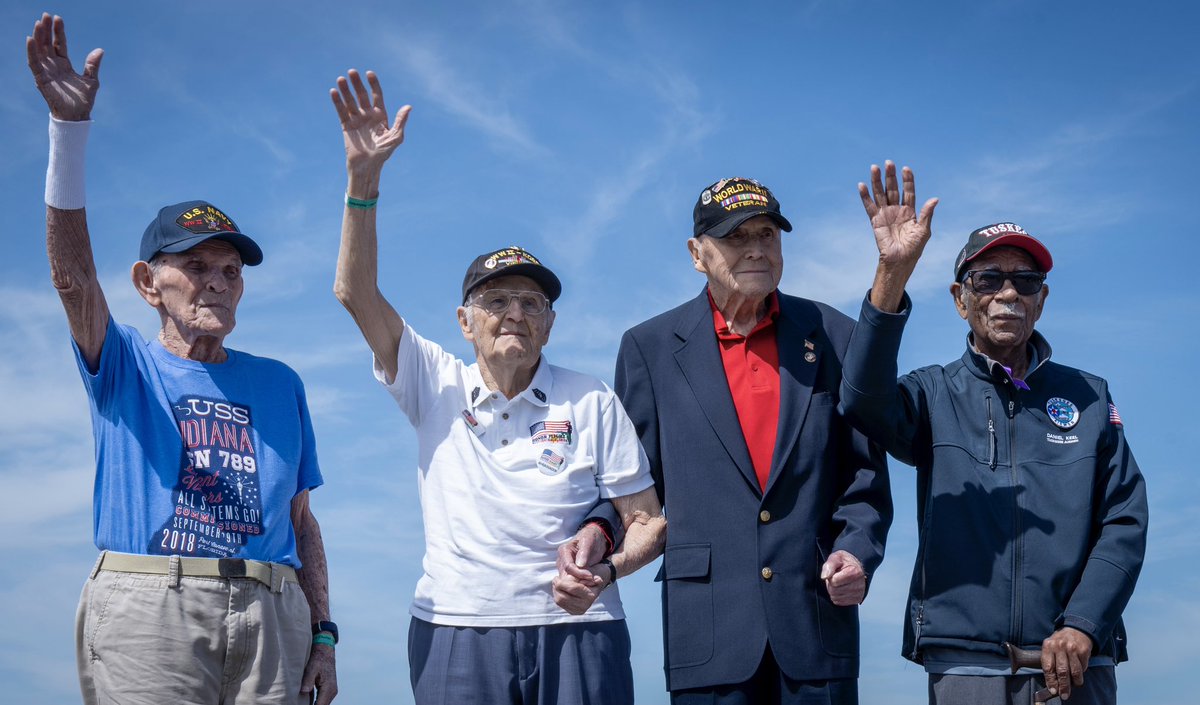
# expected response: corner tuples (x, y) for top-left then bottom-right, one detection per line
(661, 543), (714, 669)
(814, 540), (858, 658)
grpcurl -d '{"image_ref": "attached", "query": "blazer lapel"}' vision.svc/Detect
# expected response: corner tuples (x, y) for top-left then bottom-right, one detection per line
(764, 296), (820, 496)
(672, 292), (759, 495)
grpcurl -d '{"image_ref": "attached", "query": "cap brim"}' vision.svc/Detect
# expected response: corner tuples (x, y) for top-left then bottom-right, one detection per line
(706, 211), (793, 238)
(156, 232), (264, 266)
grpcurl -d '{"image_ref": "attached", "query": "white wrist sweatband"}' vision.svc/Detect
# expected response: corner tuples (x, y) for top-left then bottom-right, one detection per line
(46, 115), (91, 210)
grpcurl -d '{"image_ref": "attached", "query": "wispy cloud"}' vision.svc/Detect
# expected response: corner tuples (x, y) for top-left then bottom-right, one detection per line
(387, 36), (548, 158)
(0, 286), (96, 533)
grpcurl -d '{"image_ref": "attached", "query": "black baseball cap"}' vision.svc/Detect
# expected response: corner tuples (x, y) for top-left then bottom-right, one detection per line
(140, 200), (264, 266)
(461, 246), (562, 304)
(953, 222), (1053, 280)
(692, 177), (793, 238)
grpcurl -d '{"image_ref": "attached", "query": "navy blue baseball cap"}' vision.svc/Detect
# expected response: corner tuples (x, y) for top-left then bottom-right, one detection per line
(139, 200), (263, 266)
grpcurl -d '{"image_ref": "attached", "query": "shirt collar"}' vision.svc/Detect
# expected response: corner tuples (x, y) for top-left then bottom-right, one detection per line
(965, 331), (1053, 388)
(708, 289), (780, 340)
(466, 355), (554, 409)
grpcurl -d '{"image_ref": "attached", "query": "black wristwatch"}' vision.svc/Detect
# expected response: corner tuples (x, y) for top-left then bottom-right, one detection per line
(600, 558), (617, 588)
(312, 621), (339, 644)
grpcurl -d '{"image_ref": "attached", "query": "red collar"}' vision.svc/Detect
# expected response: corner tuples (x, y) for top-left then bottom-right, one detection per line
(708, 290), (780, 340)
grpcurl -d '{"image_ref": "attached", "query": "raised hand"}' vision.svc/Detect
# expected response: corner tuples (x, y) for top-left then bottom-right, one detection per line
(27, 13), (103, 121)
(330, 69), (410, 175)
(858, 160), (938, 269)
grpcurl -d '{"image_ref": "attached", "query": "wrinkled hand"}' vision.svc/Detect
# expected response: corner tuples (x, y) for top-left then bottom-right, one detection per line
(26, 13), (103, 121)
(1041, 627), (1091, 701)
(330, 69), (410, 174)
(552, 568), (608, 615)
(552, 523), (608, 614)
(820, 550), (866, 606)
(300, 643), (338, 705)
(858, 160), (938, 269)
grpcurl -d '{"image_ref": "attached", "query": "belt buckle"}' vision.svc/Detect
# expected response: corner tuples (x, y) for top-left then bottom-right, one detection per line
(218, 558), (247, 578)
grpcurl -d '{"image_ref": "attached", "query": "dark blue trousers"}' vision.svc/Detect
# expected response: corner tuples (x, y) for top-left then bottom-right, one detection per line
(408, 616), (634, 705)
(670, 644), (858, 705)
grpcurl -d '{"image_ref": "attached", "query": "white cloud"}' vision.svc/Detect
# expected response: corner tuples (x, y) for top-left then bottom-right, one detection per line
(388, 36), (547, 158)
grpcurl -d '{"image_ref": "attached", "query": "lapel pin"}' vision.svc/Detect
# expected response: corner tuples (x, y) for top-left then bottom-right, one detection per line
(804, 351), (816, 363)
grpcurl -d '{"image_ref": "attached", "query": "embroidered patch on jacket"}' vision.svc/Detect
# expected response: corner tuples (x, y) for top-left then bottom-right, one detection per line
(1045, 397), (1079, 430)
(537, 448), (566, 475)
(1045, 432), (1080, 445)
(1108, 403), (1123, 426)
(529, 420), (572, 444)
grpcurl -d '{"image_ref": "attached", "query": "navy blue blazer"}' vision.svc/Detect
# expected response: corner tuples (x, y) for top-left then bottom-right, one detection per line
(615, 290), (892, 692)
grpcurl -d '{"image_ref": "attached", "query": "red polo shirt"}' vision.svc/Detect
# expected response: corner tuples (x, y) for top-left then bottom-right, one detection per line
(710, 290), (781, 492)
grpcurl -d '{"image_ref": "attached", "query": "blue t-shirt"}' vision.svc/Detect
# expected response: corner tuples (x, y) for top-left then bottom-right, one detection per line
(74, 318), (323, 567)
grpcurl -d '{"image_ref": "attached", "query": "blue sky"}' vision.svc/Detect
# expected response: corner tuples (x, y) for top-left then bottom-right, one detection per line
(2, 1), (1196, 703)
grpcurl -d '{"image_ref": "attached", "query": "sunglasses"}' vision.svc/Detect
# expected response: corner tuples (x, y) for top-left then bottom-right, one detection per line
(961, 270), (1046, 296)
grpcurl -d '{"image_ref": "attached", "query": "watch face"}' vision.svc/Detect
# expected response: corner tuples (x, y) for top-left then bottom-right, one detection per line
(312, 621), (338, 642)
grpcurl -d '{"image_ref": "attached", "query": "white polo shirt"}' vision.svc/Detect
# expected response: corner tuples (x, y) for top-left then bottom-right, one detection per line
(376, 325), (654, 626)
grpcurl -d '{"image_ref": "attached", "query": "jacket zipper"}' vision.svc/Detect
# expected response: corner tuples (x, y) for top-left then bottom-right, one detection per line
(912, 604), (925, 661)
(1007, 394), (1023, 646)
(986, 395), (997, 470)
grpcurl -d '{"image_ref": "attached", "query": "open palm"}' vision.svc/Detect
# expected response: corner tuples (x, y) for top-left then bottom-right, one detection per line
(26, 13), (103, 121)
(858, 161), (938, 266)
(330, 69), (410, 173)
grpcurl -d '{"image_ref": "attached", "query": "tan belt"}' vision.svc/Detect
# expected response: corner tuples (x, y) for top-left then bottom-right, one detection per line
(95, 551), (296, 592)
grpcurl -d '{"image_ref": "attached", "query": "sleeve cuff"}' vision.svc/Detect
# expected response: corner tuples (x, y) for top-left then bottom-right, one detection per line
(860, 289), (913, 329)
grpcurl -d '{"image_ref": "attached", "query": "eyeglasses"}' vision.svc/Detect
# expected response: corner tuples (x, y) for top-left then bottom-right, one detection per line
(961, 270), (1046, 296)
(471, 289), (550, 315)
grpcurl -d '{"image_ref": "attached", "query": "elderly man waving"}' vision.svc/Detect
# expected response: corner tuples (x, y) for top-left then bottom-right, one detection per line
(27, 13), (337, 705)
(840, 161), (1148, 704)
(329, 69), (665, 705)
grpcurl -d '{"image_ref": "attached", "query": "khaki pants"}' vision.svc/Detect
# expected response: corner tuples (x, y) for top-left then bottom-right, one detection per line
(76, 554), (312, 705)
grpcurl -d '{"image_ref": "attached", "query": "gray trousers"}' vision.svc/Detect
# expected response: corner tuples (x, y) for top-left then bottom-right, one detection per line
(930, 667), (1117, 705)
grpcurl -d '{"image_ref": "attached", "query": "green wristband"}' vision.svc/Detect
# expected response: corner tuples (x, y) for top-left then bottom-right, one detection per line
(312, 632), (336, 648)
(345, 193), (378, 210)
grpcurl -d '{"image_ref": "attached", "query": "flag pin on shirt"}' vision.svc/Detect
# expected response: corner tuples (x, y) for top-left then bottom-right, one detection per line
(461, 409), (485, 437)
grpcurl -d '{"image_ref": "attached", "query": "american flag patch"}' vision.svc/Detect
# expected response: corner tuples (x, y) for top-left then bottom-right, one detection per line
(537, 448), (566, 475)
(1108, 403), (1123, 426)
(530, 420), (572, 444)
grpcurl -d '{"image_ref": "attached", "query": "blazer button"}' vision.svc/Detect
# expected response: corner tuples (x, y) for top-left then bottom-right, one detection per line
(761, 566), (773, 581)
(759, 510), (771, 523)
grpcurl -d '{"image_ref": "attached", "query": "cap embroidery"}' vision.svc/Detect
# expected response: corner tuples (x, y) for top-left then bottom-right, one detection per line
(176, 205), (237, 234)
